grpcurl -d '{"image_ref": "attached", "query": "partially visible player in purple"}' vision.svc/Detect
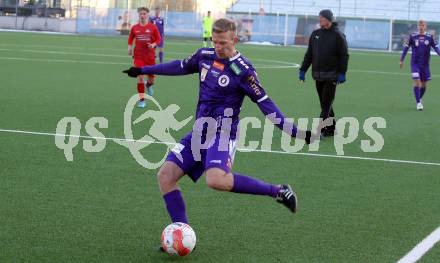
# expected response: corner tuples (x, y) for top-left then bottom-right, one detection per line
(150, 7), (165, 63)
(400, 20), (440, 110)
(123, 19), (313, 226)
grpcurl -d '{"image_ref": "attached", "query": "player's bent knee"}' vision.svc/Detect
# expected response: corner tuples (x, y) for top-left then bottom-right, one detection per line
(205, 168), (231, 191)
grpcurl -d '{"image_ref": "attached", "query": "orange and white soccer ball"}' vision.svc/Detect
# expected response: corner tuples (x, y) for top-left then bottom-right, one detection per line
(161, 222), (196, 256)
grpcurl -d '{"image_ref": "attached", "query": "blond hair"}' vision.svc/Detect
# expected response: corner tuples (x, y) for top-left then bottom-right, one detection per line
(212, 18), (237, 34)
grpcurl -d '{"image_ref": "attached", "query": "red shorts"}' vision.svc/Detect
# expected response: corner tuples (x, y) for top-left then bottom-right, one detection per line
(133, 57), (155, 79)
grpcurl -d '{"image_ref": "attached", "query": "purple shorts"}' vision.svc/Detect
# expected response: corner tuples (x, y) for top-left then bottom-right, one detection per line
(166, 132), (237, 182)
(411, 64), (431, 82)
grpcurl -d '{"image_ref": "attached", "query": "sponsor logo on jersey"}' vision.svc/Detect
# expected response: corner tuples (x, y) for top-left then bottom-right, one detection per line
(218, 75), (230, 87)
(213, 61), (225, 71)
(211, 70), (220, 78)
(230, 63), (242, 75)
(201, 68), (208, 82)
(237, 57), (249, 69)
(201, 50), (215, 55)
(183, 51), (197, 64)
(247, 75), (262, 96)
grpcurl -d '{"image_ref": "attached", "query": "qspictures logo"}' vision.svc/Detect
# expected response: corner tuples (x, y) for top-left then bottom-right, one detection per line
(55, 94), (386, 169)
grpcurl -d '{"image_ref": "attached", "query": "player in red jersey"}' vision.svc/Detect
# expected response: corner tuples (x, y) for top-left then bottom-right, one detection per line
(128, 7), (161, 108)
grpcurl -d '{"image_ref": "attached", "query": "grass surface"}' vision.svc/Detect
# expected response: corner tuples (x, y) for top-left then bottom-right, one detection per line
(0, 31), (439, 262)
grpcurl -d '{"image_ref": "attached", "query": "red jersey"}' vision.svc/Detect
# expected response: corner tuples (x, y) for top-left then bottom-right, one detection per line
(128, 22), (161, 63)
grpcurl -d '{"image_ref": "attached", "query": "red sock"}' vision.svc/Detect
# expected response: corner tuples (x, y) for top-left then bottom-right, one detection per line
(137, 83), (145, 100)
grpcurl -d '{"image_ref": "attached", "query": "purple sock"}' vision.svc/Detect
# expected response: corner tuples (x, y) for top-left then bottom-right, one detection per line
(413, 86), (421, 103)
(159, 51), (163, 63)
(163, 190), (188, 223)
(232, 173), (280, 198)
(420, 88), (426, 99)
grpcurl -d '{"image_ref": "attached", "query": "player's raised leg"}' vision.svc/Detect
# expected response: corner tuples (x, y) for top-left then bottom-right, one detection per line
(157, 161), (188, 224)
(205, 168), (297, 213)
(204, 135), (298, 213)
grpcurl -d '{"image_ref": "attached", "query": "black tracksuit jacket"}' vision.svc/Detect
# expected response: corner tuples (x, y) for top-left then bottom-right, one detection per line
(300, 23), (349, 81)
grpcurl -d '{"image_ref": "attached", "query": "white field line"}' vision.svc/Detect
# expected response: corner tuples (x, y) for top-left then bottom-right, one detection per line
(0, 56), (295, 69)
(1, 128), (440, 167)
(0, 46), (431, 74)
(0, 54), (428, 74)
(397, 226), (440, 263)
(0, 45), (422, 73)
(1, 54), (435, 75)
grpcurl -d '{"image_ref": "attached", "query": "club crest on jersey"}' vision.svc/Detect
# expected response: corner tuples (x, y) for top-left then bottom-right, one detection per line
(218, 75), (230, 87)
(213, 61), (225, 71)
(415, 40), (419, 46)
(425, 40), (430, 45)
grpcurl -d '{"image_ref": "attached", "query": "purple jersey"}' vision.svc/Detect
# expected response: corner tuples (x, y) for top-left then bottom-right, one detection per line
(401, 32), (440, 65)
(139, 48), (299, 140)
(138, 48), (304, 179)
(149, 16), (164, 36)
(180, 48), (269, 139)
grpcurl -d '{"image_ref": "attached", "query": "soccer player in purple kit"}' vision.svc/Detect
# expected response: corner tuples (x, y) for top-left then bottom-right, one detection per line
(400, 20), (440, 110)
(123, 19), (313, 235)
(150, 7), (165, 63)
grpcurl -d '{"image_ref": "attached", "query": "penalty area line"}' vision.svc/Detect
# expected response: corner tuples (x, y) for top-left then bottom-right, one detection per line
(1, 128), (440, 167)
(397, 226), (440, 263)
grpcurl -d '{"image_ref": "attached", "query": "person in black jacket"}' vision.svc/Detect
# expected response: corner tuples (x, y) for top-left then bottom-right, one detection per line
(299, 9), (349, 137)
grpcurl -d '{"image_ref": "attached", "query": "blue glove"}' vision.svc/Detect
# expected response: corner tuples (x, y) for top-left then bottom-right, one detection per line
(337, 73), (346, 84)
(299, 70), (306, 82)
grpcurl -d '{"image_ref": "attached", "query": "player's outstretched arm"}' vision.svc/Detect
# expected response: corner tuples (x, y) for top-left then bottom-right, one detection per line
(123, 50), (200, 78)
(257, 97), (313, 144)
(241, 72), (313, 144)
(122, 60), (194, 78)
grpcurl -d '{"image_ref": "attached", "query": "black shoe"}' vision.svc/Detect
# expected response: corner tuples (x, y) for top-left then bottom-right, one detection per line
(276, 184), (298, 213)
